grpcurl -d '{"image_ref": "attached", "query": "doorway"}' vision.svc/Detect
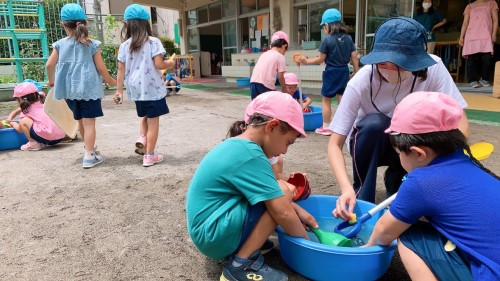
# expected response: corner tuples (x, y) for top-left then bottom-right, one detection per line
(199, 24), (223, 76)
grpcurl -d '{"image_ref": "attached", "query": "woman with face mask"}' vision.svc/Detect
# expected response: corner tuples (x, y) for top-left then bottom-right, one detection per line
(414, 0), (447, 54)
(327, 17), (471, 221)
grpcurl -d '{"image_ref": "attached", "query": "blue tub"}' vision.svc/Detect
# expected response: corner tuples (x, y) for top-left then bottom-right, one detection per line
(0, 127), (28, 150)
(236, 78), (251, 87)
(276, 195), (396, 281)
(303, 106), (322, 131)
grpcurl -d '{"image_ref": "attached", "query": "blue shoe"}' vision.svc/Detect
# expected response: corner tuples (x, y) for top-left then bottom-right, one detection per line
(220, 251), (287, 281)
(82, 154), (103, 169)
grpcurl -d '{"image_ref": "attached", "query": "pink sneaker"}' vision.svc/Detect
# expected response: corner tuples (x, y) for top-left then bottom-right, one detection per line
(20, 141), (42, 151)
(143, 152), (164, 167)
(135, 135), (146, 155)
(314, 127), (333, 136)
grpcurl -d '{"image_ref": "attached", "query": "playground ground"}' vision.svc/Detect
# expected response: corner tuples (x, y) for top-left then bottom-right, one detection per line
(0, 85), (499, 280)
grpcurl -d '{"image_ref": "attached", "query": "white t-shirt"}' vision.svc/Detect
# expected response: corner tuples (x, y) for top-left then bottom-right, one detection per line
(330, 54), (467, 138)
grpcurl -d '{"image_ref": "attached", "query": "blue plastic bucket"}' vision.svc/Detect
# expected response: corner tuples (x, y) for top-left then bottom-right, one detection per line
(236, 78), (250, 87)
(303, 106), (322, 131)
(276, 195), (396, 281)
(0, 127), (28, 150)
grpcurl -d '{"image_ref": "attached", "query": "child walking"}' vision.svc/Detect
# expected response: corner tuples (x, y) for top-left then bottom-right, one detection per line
(249, 31), (289, 100)
(114, 4), (175, 167)
(187, 91), (318, 281)
(283, 72), (312, 111)
(46, 3), (116, 168)
(459, 0), (498, 88)
(366, 92), (500, 280)
(6, 82), (65, 150)
(299, 8), (359, 136)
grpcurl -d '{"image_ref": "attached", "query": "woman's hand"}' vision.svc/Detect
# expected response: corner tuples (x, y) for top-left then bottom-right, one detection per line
(332, 188), (357, 221)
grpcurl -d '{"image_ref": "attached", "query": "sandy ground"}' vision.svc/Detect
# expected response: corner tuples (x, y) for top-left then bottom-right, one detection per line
(0, 88), (498, 281)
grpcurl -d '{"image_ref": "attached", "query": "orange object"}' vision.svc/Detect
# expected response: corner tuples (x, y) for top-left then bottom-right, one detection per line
(293, 52), (302, 63)
(303, 107), (311, 113)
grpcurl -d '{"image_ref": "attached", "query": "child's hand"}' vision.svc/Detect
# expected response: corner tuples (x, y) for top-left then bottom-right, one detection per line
(113, 92), (123, 105)
(107, 78), (117, 87)
(299, 56), (308, 64)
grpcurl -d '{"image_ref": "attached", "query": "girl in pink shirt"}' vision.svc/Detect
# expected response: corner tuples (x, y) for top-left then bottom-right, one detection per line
(459, 0), (499, 88)
(6, 82), (65, 151)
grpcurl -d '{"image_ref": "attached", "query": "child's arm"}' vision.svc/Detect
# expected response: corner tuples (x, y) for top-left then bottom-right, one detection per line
(350, 51), (359, 74)
(94, 50), (117, 87)
(113, 61), (125, 104)
(153, 55), (175, 71)
(459, 10), (470, 46)
(277, 71), (287, 92)
(6, 108), (21, 122)
(300, 53), (326, 65)
(45, 49), (59, 87)
(265, 195), (309, 240)
(303, 97), (312, 108)
(365, 211), (411, 247)
(492, 6), (498, 43)
(291, 202), (318, 229)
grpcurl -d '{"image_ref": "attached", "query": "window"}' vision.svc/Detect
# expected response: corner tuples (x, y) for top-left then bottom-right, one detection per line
(198, 6), (208, 24)
(222, 0), (236, 17)
(209, 2), (222, 21)
(186, 10), (197, 26)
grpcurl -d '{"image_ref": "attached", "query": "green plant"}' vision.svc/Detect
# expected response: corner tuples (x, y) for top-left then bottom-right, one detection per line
(101, 44), (118, 77)
(159, 36), (180, 55)
(0, 74), (17, 83)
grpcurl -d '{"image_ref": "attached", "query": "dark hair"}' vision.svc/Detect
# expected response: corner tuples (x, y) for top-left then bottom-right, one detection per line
(416, 1), (435, 15)
(271, 38), (288, 49)
(390, 129), (499, 180)
(324, 21), (349, 34)
(226, 113), (292, 139)
(62, 20), (90, 45)
(121, 19), (152, 53)
(16, 92), (43, 114)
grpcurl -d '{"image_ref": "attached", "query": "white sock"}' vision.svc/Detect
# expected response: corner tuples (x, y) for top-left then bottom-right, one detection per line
(84, 150), (95, 159)
(323, 122), (330, 128)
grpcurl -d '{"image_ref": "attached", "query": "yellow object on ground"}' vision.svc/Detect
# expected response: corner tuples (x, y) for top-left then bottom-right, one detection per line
(467, 142), (494, 161)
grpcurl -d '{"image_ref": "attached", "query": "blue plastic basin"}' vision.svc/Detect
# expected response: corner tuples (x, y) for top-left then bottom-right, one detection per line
(276, 195), (396, 281)
(303, 106), (322, 131)
(236, 78), (250, 87)
(0, 127), (28, 150)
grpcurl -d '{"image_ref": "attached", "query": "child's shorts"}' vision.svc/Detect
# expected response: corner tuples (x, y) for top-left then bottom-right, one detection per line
(30, 127), (62, 145)
(135, 97), (169, 118)
(321, 66), (349, 98)
(399, 222), (473, 281)
(66, 99), (103, 120)
(236, 202), (266, 251)
(250, 82), (273, 100)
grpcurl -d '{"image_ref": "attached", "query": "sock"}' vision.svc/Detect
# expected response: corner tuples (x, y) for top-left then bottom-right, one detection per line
(84, 150), (95, 159)
(323, 122), (330, 128)
(232, 255), (249, 267)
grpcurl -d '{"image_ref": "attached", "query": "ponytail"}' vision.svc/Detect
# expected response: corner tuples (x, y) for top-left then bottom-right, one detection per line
(17, 92), (39, 114)
(63, 20), (90, 45)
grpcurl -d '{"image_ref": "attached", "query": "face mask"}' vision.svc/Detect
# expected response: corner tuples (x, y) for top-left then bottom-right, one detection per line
(378, 68), (413, 84)
(422, 3), (432, 9)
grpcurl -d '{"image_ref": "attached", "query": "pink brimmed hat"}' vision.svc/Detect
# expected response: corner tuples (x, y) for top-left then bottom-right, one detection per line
(13, 82), (39, 98)
(271, 31), (289, 46)
(284, 73), (299, 85)
(385, 91), (462, 135)
(245, 91), (306, 138)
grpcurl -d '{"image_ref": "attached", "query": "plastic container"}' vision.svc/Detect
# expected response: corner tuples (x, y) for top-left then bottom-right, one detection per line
(236, 78), (251, 87)
(303, 106), (322, 131)
(0, 127), (28, 150)
(276, 195), (397, 281)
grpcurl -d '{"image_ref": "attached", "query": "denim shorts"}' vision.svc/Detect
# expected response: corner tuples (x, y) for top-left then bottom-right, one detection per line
(30, 126), (62, 145)
(135, 97), (169, 118)
(250, 82), (273, 100)
(236, 202), (266, 252)
(65, 99), (103, 120)
(399, 222), (473, 281)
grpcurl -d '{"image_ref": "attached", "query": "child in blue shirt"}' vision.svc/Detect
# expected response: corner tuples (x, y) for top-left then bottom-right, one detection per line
(46, 3), (116, 169)
(113, 4), (175, 167)
(366, 91), (500, 280)
(187, 91), (318, 281)
(283, 72), (312, 112)
(162, 70), (181, 96)
(299, 8), (359, 136)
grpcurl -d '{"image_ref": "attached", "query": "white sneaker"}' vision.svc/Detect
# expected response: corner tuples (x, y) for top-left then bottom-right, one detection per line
(479, 79), (491, 87)
(469, 81), (481, 88)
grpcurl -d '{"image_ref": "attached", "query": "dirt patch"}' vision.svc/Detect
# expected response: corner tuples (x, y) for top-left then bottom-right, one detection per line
(0, 88), (498, 280)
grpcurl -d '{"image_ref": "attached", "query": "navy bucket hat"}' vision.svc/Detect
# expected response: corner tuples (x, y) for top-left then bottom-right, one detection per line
(360, 17), (436, 72)
(124, 4), (150, 21)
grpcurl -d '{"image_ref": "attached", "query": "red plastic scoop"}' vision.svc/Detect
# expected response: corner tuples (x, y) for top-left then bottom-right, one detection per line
(287, 173), (311, 202)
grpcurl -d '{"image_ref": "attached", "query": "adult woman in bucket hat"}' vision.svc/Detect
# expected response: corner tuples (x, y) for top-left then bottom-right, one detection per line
(327, 17), (471, 221)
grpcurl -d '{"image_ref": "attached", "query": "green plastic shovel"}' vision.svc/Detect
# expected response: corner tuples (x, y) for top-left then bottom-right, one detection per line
(310, 227), (352, 247)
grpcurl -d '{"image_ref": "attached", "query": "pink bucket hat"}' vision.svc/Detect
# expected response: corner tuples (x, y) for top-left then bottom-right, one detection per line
(284, 73), (299, 85)
(13, 82), (39, 98)
(385, 91), (462, 135)
(271, 31), (289, 46)
(244, 91), (306, 138)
